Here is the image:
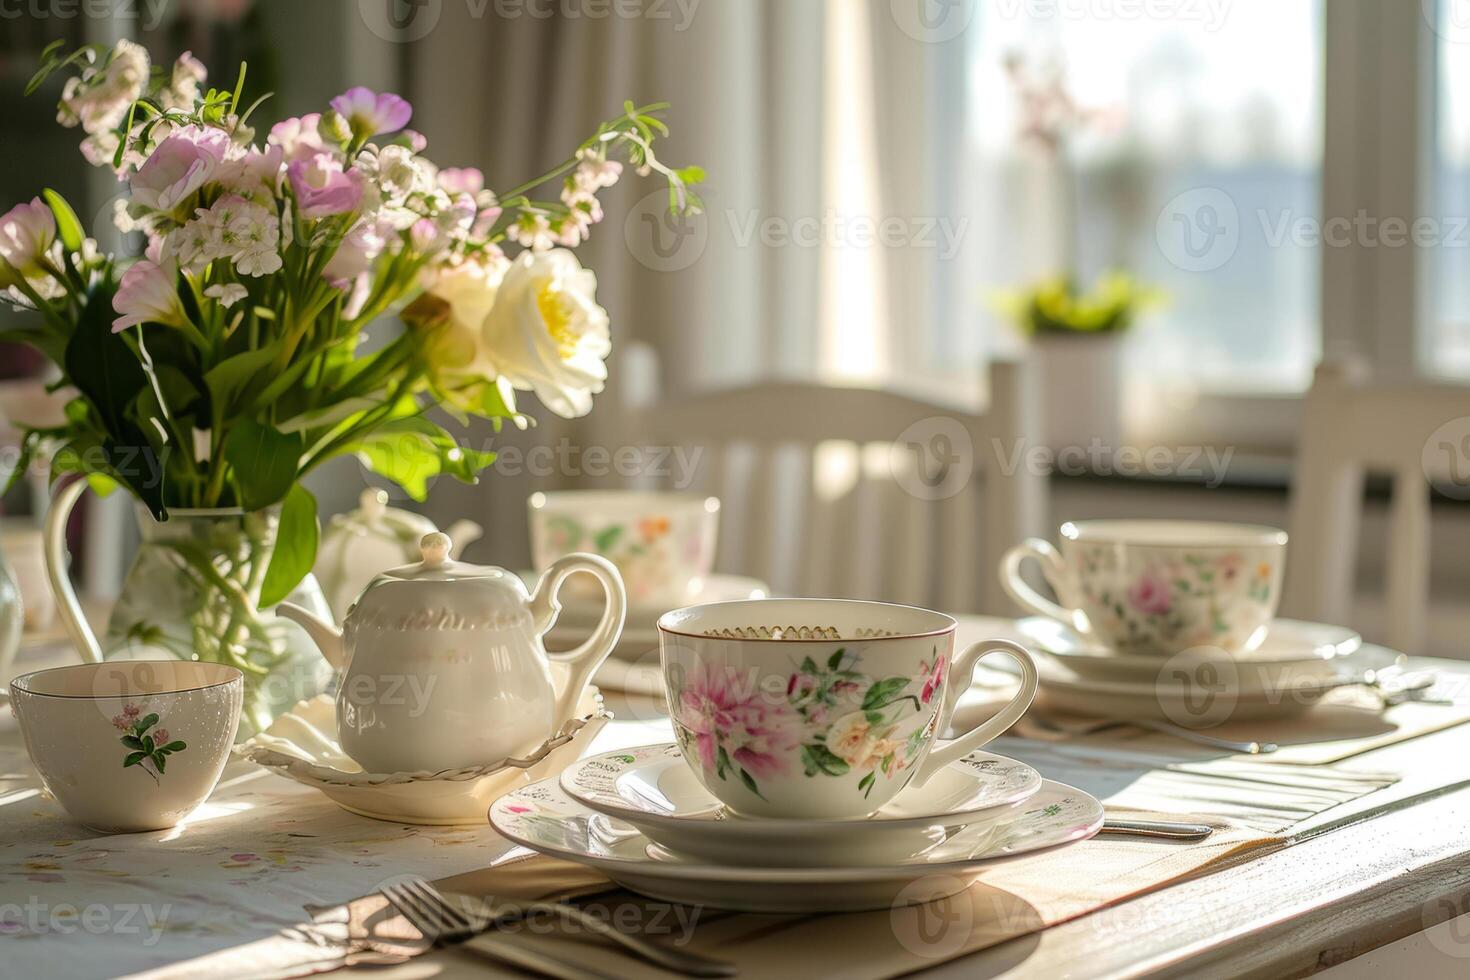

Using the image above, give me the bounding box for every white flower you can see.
[163,195,282,277]
[112,258,186,332]
[372,144,435,204]
[58,39,149,135]
[573,148,622,191]
[419,252,507,379]
[204,283,248,308]
[159,51,207,111]
[506,211,557,252]
[324,218,392,284]
[480,248,610,418]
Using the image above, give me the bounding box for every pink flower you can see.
[0,199,57,277]
[330,87,412,139]
[438,167,483,195]
[129,125,230,211]
[112,259,187,332]
[288,153,364,219]
[920,655,946,706]
[111,715,130,731]
[673,664,743,772]
[151,728,170,745]
[268,114,328,163]
[726,700,799,780]
[122,703,141,719]
[1127,571,1173,616]
[217,144,284,200]
[324,218,391,285]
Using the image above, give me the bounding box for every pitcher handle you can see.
[530,553,626,724]
[44,478,102,664]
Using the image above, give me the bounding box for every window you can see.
[969,5,1325,400]
[1433,1,1470,378]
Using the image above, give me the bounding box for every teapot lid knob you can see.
[359,488,389,519]
[420,532,452,567]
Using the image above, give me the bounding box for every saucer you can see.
[996,644,1403,722]
[489,777,1101,912]
[235,689,610,825]
[559,743,1043,866]
[1019,617,1361,671]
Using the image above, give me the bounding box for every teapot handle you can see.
[529,553,626,725]
[44,478,103,664]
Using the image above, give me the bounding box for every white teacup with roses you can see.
[657,598,1039,820]
[1001,520,1288,657]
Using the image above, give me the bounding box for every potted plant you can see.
[0,40,701,733]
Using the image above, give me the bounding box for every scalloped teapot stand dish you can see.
[235,689,610,825]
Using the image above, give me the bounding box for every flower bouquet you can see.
[0,40,701,728]
[993,272,1164,337]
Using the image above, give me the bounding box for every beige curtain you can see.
[407,0,976,564]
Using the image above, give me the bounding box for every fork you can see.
[382,877,736,978]
[1028,715,1278,754]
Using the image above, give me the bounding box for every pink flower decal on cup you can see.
[1127,570,1173,616]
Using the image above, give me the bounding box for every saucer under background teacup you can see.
[1002,520,1288,657]
[489,775,1102,913]
[657,598,1040,820]
[529,491,721,608]
[560,743,1043,866]
[10,661,242,833]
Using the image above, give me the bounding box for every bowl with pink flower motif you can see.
[656,598,1038,820]
[1001,520,1288,658]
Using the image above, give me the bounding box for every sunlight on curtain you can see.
[1433,0,1470,378]
[819,0,887,382]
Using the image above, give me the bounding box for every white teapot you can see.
[314,489,483,617]
[278,533,625,773]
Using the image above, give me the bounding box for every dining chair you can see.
[600,343,1046,614]
[1283,359,1470,654]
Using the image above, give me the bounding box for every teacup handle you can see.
[1000,538,1074,625]
[912,639,1038,788]
[530,553,627,725]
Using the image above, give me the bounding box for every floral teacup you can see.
[9,661,242,833]
[530,491,720,607]
[1000,520,1288,657]
[656,598,1039,820]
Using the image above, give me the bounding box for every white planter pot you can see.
[1032,333,1124,455]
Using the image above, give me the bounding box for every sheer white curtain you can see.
[408,0,976,560]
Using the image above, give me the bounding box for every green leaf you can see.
[223,419,303,511]
[203,342,286,416]
[738,768,763,799]
[153,752,167,773]
[141,735,155,753]
[592,525,623,553]
[120,735,144,749]
[259,484,318,607]
[346,417,493,501]
[861,677,912,712]
[42,189,84,252]
[138,713,159,732]
[800,656,818,675]
[160,741,187,753]
[123,752,146,767]
[800,743,850,777]
[858,771,876,796]
[826,649,845,671]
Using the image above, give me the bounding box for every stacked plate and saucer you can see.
[490,597,1104,913]
[998,520,1406,722]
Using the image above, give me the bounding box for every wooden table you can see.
[4,621,1470,978]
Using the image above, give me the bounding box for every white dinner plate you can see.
[489,777,1101,912]
[559,743,1043,866]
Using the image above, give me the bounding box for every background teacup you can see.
[9,661,242,833]
[657,598,1039,820]
[1001,520,1288,657]
[530,491,720,607]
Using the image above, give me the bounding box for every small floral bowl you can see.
[235,687,610,825]
[10,660,242,833]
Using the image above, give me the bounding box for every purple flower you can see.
[287,153,364,219]
[129,124,230,211]
[330,87,412,139]
[1127,571,1173,616]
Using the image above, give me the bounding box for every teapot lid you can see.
[334,488,438,540]
[371,532,506,584]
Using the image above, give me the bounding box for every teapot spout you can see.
[277,603,346,671]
